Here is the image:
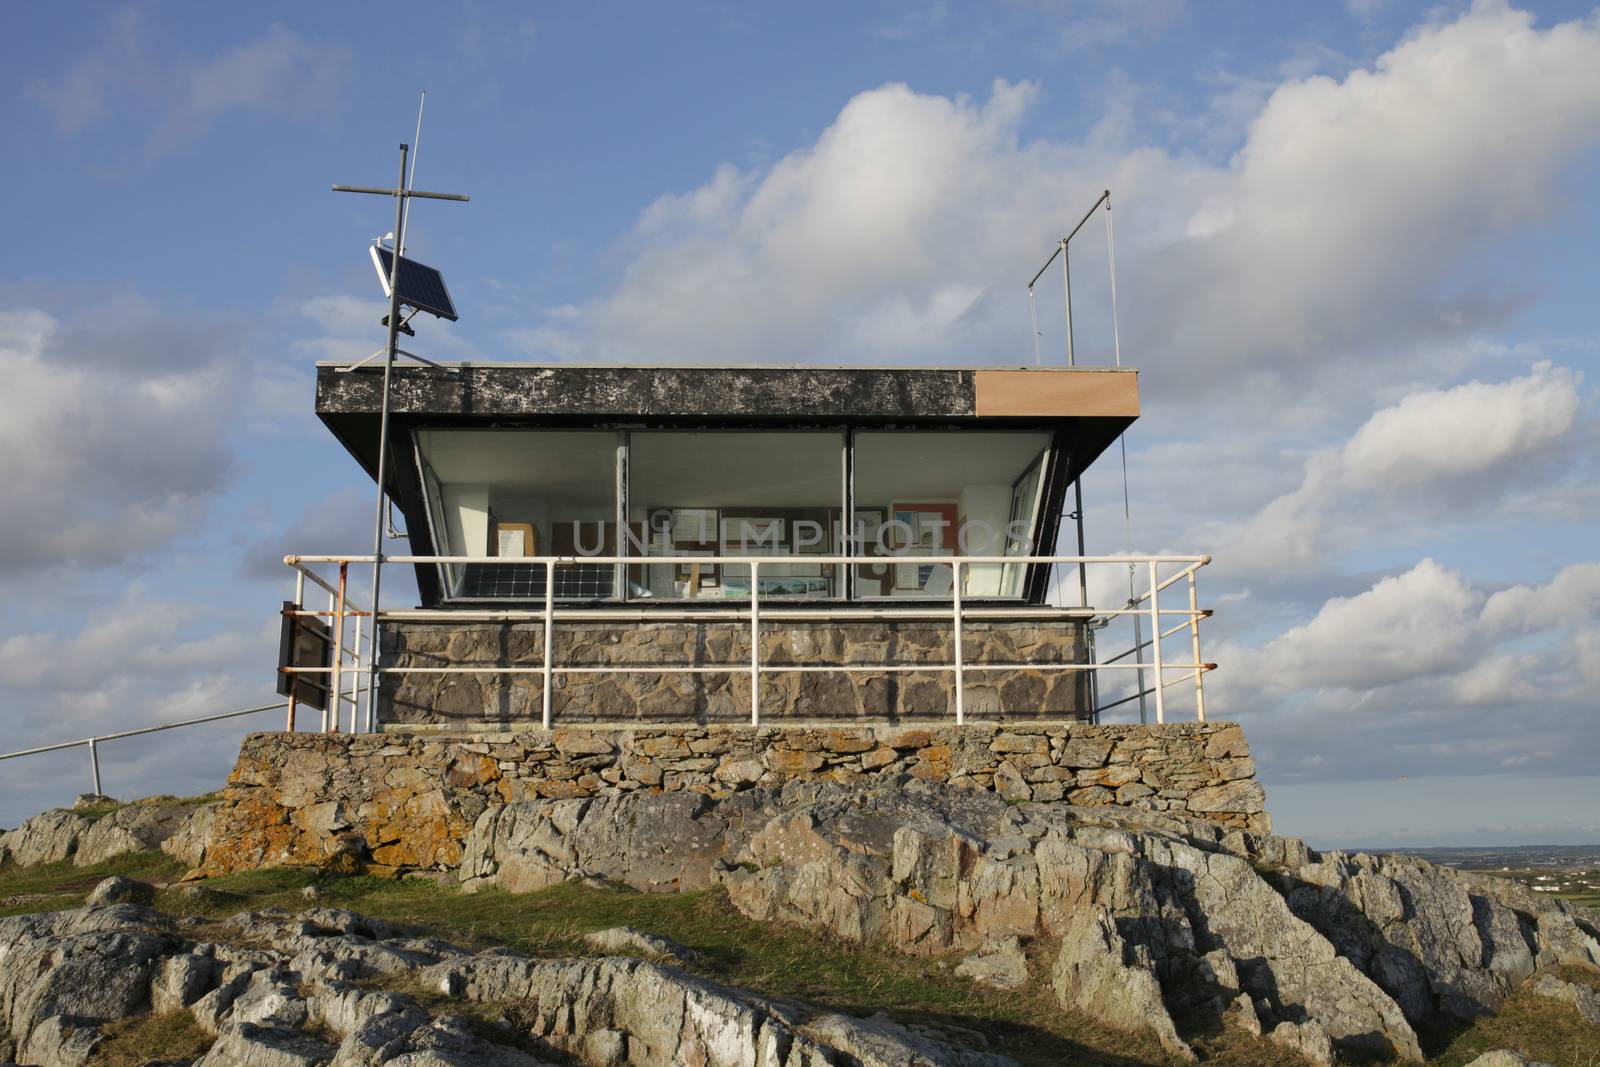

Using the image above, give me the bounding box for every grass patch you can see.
[1428,976,1600,1067]
[93,1011,213,1065]
[0,851,183,917]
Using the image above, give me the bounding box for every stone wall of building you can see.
[379,618,1090,726]
[198,722,1266,876]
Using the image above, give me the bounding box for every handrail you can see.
[0,701,292,796]
[284,550,1215,731]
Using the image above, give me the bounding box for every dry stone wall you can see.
[199,722,1266,876]
[379,619,1090,725]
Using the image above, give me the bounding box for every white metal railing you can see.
[281,553,1214,731]
[0,701,294,797]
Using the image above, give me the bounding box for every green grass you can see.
[0,852,183,917]
[4,853,1599,1066]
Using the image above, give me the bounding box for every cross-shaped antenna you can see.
[333,142,470,374]
[331,140,469,731]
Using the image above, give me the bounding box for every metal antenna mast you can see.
[1025,188,1142,722]
[333,140,469,733]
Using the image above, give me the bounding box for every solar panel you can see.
[457,562,615,600]
[370,245,459,321]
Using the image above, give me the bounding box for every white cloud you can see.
[1340,362,1581,489]
[0,307,243,574]
[1227,363,1588,572]
[1240,559,1483,692]
[515,0,1600,413]
[1481,561,1600,632]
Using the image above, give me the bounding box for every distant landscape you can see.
[1372,844,1600,909]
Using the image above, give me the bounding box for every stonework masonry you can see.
[380,618,1091,725]
[199,722,1267,876]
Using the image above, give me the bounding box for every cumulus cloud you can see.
[0,305,243,574]
[1228,362,1588,572]
[25,14,343,156]
[514,0,1600,413]
[1203,556,1600,783]
[0,584,280,824]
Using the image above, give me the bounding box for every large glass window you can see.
[852,431,1050,599]
[415,430,618,599]
[628,431,843,600]
[412,427,1052,602]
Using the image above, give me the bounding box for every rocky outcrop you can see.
[0,903,1014,1066]
[0,796,215,869]
[459,779,1600,1063]
[199,722,1268,876]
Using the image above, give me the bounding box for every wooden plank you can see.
[973,369,1139,418]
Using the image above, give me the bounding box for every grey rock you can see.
[0,810,91,866]
[583,925,698,963]
[455,779,1482,1062]
[0,905,175,1055]
[798,1012,1014,1066]
[384,1014,550,1066]
[953,936,1029,990]
[161,804,218,869]
[196,1021,336,1066]
[1527,971,1600,1025]
[85,875,152,907]
[75,802,194,867]
[17,1014,102,1067]
[1266,1020,1335,1067]
[1051,906,1193,1061]
[1462,1052,1556,1067]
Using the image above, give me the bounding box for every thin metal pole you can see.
[1105,191,1121,367]
[1147,560,1165,724]
[350,608,364,734]
[329,563,347,733]
[87,738,101,795]
[1062,240,1074,367]
[542,559,555,729]
[367,143,410,738]
[952,561,965,725]
[323,586,336,732]
[1073,481,1088,609]
[1028,288,1041,365]
[1188,572,1206,722]
[749,563,761,726]
[401,92,425,254]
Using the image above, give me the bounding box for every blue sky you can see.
[1,1,1597,846]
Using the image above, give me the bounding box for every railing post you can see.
[542,559,555,730]
[287,566,304,732]
[1187,570,1206,723]
[952,559,964,726]
[750,562,761,727]
[350,609,364,734]
[1147,560,1165,724]
[87,738,101,796]
[329,562,347,734]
